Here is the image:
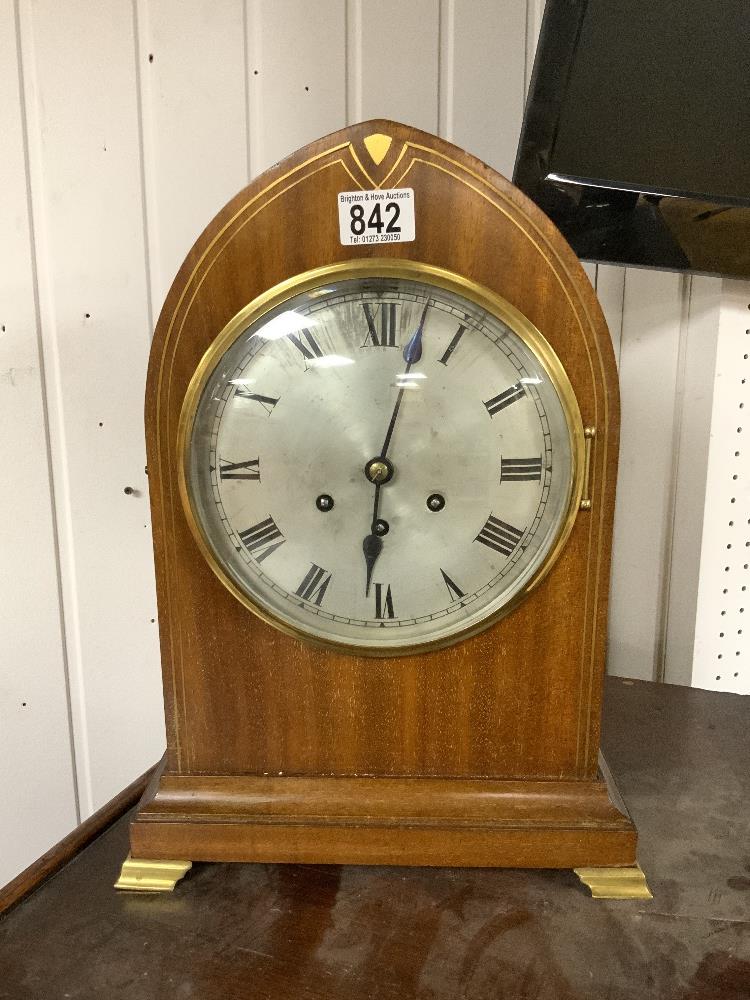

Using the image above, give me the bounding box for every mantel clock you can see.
[116,121,649,900]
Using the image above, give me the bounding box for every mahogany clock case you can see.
[130,120,637,869]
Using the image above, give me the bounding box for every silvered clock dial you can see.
[179,260,584,653]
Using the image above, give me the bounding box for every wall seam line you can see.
[656,274,693,683]
[345,0,362,126]
[242,0,252,182]
[437,0,454,140]
[14,0,85,821]
[132,0,156,337]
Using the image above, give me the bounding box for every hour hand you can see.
[362,532,383,597]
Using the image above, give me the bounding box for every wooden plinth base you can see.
[124,757,637,871]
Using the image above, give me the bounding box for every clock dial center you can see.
[364,457,394,485]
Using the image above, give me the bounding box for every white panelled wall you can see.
[691,283,750,689]
[0,0,743,887]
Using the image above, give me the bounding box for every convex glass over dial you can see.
[180,262,583,653]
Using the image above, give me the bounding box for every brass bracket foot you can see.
[574,863,652,899]
[114,855,192,892]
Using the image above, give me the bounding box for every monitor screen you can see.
[513,0,750,276]
[549,0,749,205]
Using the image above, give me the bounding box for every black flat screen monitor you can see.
[513,0,750,277]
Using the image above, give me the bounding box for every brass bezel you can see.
[177,259,585,657]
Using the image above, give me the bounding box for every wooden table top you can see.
[1,676,749,1000]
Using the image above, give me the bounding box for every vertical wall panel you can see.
[581,261,597,285]
[138,0,249,314]
[691,280,750,694]
[608,270,685,679]
[595,264,626,366]
[664,276,721,684]
[445,0,527,177]
[358,0,440,133]
[20,0,164,815]
[251,0,347,174]
[524,0,546,92]
[0,0,78,887]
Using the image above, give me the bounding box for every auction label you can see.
[338,188,415,245]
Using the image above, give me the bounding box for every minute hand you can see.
[362,301,429,596]
[377,301,427,461]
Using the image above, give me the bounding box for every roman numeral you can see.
[437,324,467,366]
[440,569,465,601]
[234,388,279,415]
[362,302,398,347]
[295,563,332,606]
[484,382,525,417]
[374,583,395,619]
[475,515,524,557]
[219,457,260,481]
[238,516,285,563]
[500,456,543,482]
[288,328,324,361]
